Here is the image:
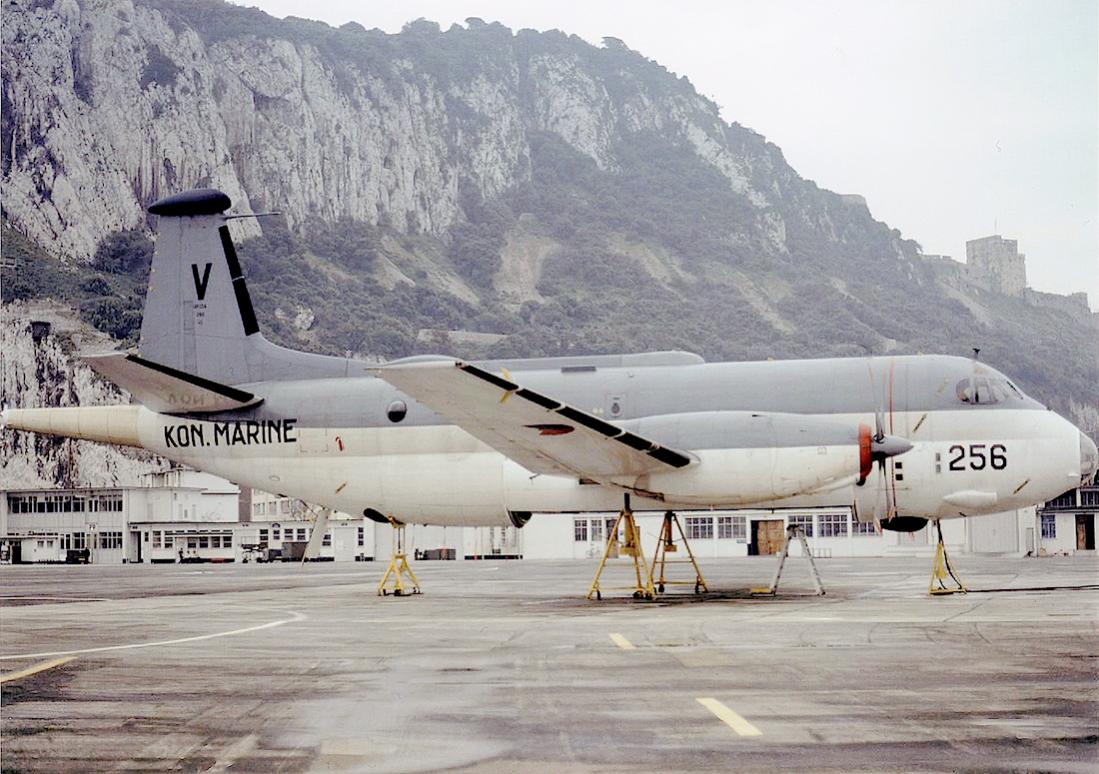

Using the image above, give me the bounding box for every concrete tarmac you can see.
[1,554,1097,772]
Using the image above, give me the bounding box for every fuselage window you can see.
[386,400,408,423]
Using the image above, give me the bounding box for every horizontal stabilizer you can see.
[84,353,261,414]
[376,360,694,479]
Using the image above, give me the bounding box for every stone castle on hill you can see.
[924,235,1092,322]
[966,235,1027,297]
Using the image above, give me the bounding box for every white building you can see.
[1036,482,1098,554]
[520,506,1040,561]
[1,468,239,564]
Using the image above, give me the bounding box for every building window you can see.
[198,536,209,549]
[272,527,280,541]
[322,531,331,547]
[717,516,746,540]
[788,515,814,537]
[98,532,123,549]
[282,500,291,514]
[591,518,604,542]
[1081,489,1099,508]
[1045,491,1076,509]
[260,528,269,543]
[818,513,848,537]
[1041,513,1056,539]
[685,516,713,540]
[357,527,364,547]
[854,521,877,536]
[296,528,307,541]
[574,518,588,542]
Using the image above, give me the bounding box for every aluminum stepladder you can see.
[752,524,825,596]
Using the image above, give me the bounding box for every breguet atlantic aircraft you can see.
[4,190,1097,546]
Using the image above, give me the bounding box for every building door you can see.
[752,519,785,555]
[1076,515,1095,550]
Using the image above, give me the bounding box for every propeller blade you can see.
[302,507,330,563]
[873,460,888,523]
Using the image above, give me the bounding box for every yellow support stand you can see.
[587,496,656,601]
[649,511,708,595]
[377,520,421,597]
[929,519,966,595]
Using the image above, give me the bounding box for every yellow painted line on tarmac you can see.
[0,656,75,684]
[608,633,635,650]
[696,697,763,736]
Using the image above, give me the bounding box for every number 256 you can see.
[948,443,1006,471]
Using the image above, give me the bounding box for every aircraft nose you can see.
[1081,431,1099,484]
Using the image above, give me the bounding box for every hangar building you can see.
[6,467,1091,565]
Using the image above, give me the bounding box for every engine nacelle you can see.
[617,411,865,505]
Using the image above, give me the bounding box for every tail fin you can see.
[140,189,359,385]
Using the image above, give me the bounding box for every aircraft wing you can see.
[84,353,262,414]
[376,360,694,478]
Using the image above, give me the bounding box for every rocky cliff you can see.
[1,305,156,488]
[1,0,1095,487]
[2,0,906,269]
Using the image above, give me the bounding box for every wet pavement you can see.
[1,554,1097,772]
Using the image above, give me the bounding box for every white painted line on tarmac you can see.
[609,633,635,650]
[0,656,75,683]
[0,610,307,661]
[696,697,763,737]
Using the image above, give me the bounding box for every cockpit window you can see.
[955,376,1021,405]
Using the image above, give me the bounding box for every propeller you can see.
[858,360,914,528]
[301,505,331,564]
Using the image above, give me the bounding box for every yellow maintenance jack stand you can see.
[377,519,421,597]
[929,519,966,595]
[649,511,708,595]
[587,496,656,600]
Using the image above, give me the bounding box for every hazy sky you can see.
[241,0,1098,305]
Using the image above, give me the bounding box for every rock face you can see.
[1,0,901,267]
[0,308,156,488]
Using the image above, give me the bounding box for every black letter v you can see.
[191,263,212,300]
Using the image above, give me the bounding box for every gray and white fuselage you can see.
[44,353,1092,528]
[4,188,1095,530]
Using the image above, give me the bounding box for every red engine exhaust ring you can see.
[858,423,873,482]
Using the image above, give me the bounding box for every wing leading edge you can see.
[376,360,693,479]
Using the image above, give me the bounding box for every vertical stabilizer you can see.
[139,189,358,385]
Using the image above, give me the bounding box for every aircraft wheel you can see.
[658,583,665,594]
[595,590,602,600]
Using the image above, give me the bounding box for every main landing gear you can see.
[929,519,966,595]
[377,519,421,597]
